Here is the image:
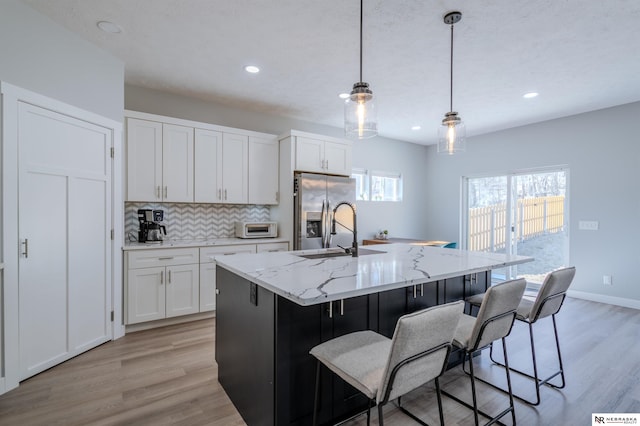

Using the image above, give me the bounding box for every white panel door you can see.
[222,133,248,204]
[18,102,112,380]
[295,136,324,173]
[199,263,217,312]
[248,137,279,205]
[165,264,199,318]
[127,267,165,324]
[162,124,194,202]
[126,118,162,201]
[194,128,223,203]
[324,141,352,176]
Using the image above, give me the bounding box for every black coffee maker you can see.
[138,209,167,243]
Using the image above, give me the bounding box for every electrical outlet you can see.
[579,220,599,231]
[603,275,612,286]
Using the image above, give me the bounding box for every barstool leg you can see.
[468,351,480,426]
[312,362,320,426]
[502,336,517,425]
[378,402,384,426]
[435,377,445,426]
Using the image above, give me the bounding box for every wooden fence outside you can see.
[468,195,565,252]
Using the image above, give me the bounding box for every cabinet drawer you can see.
[256,242,289,253]
[200,244,257,263]
[127,248,199,269]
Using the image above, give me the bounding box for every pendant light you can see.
[438,11,466,154]
[344,0,377,139]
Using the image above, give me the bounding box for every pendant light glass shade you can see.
[345,82,377,139]
[437,111,466,154]
[345,0,378,139]
[438,11,465,154]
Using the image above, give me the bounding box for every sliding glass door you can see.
[463,168,569,283]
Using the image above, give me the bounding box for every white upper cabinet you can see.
[126,118,194,202]
[249,136,279,205]
[221,133,249,204]
[126,118,163,202]
[295,135,352,176]
[125,111,277,205]
[194,128,223,203]
[162,124,194,202]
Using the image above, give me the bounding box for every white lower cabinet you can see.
[199,244,257,312]
[126,242,288,325]
[125,248,199,324]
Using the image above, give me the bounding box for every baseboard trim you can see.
[125,311,216,333]
[567,290,640,310]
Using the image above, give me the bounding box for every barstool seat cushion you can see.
[465,292,484,307]
[515,298,535,321]
[309,330,391,399]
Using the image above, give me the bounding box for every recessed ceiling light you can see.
[338,93,350,99]
[411,125,421,131]
[523,92,539,99]
[244,65,260,74]
[97,20,122,34]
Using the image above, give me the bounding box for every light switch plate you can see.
[578,220,599,231]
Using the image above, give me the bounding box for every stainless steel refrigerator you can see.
[293,172,356,250]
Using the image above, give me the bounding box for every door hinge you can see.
[110,147,115,158]
[110,229,114,240]
[110,311,114,322]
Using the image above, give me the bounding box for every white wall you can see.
[0,0,124,122]
[423,102,640,305]
[125,84,431,240]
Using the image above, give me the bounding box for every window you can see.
[352,168,369,201]
[352,169,403,202]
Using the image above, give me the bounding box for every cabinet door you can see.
[126,266,165,324]
[248,136,279,205]
[162,124,194,202]
[199,262,216,312]
[324,140,352,176]
[295,136,325,173]
[222,133,248,204]
[194,128,223,203]
[166,264,199,318]
[126,118,163,201]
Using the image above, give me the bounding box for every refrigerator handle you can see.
[327,201,334,248]
[321,200,328,248]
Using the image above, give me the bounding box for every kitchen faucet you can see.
[331,201,358,257]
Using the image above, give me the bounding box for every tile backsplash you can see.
[125,202,271,242]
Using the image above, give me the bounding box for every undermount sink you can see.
[298,248,383,259]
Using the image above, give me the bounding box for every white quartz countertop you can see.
[123,237,289,251]
[216,243,533,306]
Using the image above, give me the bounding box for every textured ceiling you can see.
[22,0,640,145]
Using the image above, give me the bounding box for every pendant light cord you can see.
[359,0,364,82]
[449,22,454,112]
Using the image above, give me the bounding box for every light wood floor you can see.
[1,297,639,425]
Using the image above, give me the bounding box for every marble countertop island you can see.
[216,243,532,306]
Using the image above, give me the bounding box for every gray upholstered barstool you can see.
[442,278,526,426]
[466,266,576,405]
[310,301,464,426]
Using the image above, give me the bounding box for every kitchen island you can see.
[215,243,531,426]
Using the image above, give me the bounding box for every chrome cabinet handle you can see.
[158,256,174,261]
[164,186,168,198]
[420,283,424,297]
[160,271,164,285]
[328,302,333,318]
[224,189,228,200]
[218,189,222,200]
[413,285,417,299]
[21,239,29,258]
[168,270,172,284]
[157,186,161,199]
[340,299,344,316]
